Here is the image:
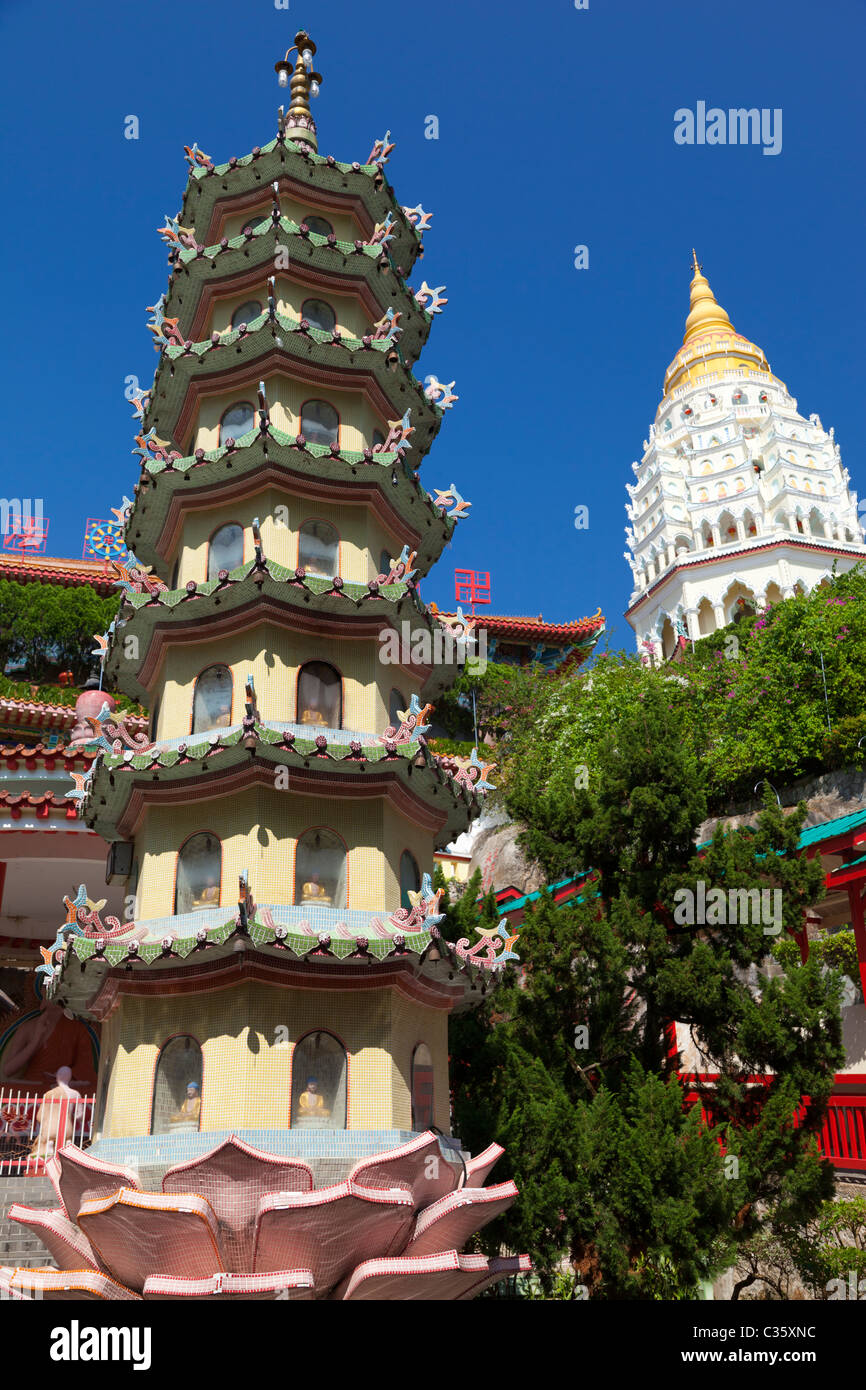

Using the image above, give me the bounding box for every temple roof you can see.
[0,554,119,595]
[441,610,606,645]
[178,134,422,275]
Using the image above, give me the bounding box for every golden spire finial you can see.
[682,254,735,344]
[275,30,323,153]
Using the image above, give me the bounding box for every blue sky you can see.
[1,0,863,651]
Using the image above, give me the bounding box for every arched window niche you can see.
[290,1031,347,1129]
[298,519,338,576]
[400,850,421,911]
[301,215,334,239]
[151,1036,203,1136]
[411,1043,434,1131]
[175,833,222,914]
[301,298,337,333]
[230,298,263,330]
[192,664,233,732]
[297,661,342,729]
[208,522,244,580]
[294,828,347,910]
[300,399,339,447]
[219,402,255,446]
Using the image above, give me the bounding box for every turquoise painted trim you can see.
[497,805,866,919]
[494,875,586,917]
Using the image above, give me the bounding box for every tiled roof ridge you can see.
[0,741,98,760]
[0,695,147,727]
[0,555,119,592]
[439,611,605,632]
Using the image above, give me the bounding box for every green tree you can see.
[447,683,844,1298]
[0,580,120,683]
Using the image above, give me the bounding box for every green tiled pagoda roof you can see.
[143,311,442,447]
[179,134,422,272]
[81,721,480,847]
[126,431,453,579]
[124,557,413,612]
[163,223,432,361]
[798,808,866,848]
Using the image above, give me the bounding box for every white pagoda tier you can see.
[624,255,866,659]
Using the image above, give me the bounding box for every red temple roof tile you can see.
[437,610,605,644]
[0,554,120,595]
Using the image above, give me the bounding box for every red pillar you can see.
[846,881,866,1000]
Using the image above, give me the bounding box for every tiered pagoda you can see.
[3,34,528,1301]
[625,254,866,659]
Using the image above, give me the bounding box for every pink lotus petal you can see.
[9,1204,101,1271]
[53,1144,142,1221]
[335,1250,531,1300]
[79,1188,223,1293]
[465,1142,504,1187]
[143,1269,314,1300]
[349,1132,460,1211]
[253,1181,413,1291]
[162,1134,314,1272]
[0,1265,141,1300]
[402,1181,518,1258]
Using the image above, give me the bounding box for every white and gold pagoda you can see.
[625,254,866,658]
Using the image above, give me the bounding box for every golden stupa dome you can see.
[662,253,775,396]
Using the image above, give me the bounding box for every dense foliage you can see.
[461,565,866,815]
[0,580,120,684]
[445,684,845,1298]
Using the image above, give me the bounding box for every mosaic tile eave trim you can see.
[88,1129,462,1171]
[98,720,428,771]
[63,905,435,964]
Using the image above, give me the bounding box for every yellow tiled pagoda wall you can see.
[192,374,386,456]
[133,787,434,920]
[102,983,450,1136]
[210,276,370,343]
[94,1007,120,1141]
[174,491,400,589]
[389,993,450,1131]
[150,620,420,741]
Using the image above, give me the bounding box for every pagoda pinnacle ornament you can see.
[682,250,735,344]
[275,30,323,151]
[624,254,866,660]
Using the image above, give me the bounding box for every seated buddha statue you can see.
[298,1077,329,1120]
[170,1081,201,1125]
[299,706,326,726]
[192,878,220,909]
[300,873,332,907]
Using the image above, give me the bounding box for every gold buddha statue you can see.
[170,1081,201,1125]
[300,873,332,907]
[299,706,325,726]
[298,1077,329,1120]
[192,878,220,908]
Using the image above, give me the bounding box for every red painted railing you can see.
[681,1074,866,1172]
[819,1091,866,1172]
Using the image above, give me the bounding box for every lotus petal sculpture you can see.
[3,1132,528,1300]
